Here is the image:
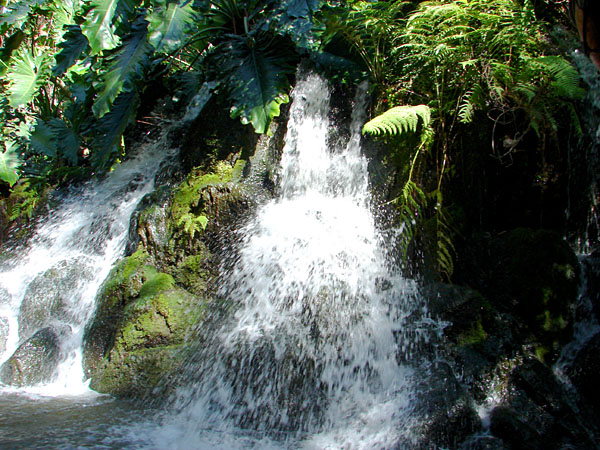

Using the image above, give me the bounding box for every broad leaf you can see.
[92,89,139,169]
[0,141,21,187]
[81,0,120,55]
[53,25,89,76]
[269,0,324,51]
[49,119,80,165]
[92,16,152,118]
[5,49,51,107]
[219,34,294,134]
[30,120,57,157]
[148,0,196,53]
[0,0,44,28]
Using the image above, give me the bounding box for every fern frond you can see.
[362,104,432,137]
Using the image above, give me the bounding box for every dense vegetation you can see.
[0,0,592,279]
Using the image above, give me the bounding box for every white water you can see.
[0,129,176,395]
[148,72,425,448]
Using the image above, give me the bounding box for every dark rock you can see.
[18,258,93,340]
[459,435,506,450]
[580,254,600,324]
[455,228,580,363]
[489,405,547,450]
[486,357,599,449]
[568,332,600,417]
[0,327,61,386]
[413,361,480,449]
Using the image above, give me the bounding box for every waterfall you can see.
[0,128,176,395]
[150,71,425,448]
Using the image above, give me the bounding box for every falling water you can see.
[0,128,176,395]
[149,71,426,448]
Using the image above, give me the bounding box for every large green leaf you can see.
[53,25,89,76]
[49,118,80,165]
[269,0,324,51]
[5,49,52,107]
[0,0,44,29]
[81,0,120,55]
[0,141,21,187]
[148,0,196,53]
[92,16,152,118]
[92,89,139,169]
[30,120,57,157]
[219,34,294,134]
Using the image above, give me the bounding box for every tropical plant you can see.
[0,0,332,198]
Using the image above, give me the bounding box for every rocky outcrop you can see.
[82,101,286,399]
[0,327,61,386]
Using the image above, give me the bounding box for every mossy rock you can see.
[84,245,206,397]
[457,228,580,362]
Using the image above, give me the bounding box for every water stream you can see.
[0,72,430,448]
[0,128,176,395]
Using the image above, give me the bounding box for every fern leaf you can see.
[536,56,585,100]
[362,105,431,137]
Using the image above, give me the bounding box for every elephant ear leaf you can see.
[92,15,152,118]
[53,25,89,76]
[81,0,120,55]
[221,35,293,134]
[92,89,139,169]
[5,49,51,107]
[0,141,21,187]
[147,0,196,54]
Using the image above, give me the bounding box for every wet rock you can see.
[84,249,205,398]
[413,361,480,449]
[455,228,580,362]
[486,358,598,449]
[0,327,61,386]
[18,258,92,340]
[580,254,600,324]
[459,435,506,450]
[568,332,600,417]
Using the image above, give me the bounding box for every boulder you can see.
[0,327,61,386]
[412,361,480,449]
[18,257,92,340]
[83,247,206,398]
[568,332,600,417]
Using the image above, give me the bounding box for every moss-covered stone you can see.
[84,244,207,397]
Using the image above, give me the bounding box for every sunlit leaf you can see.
[0,141,21,187]
[81,0,120,55]
[5,49,51,107]
[148,0,196,53]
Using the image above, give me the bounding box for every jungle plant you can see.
[358,0,584,279]
[0,0,330,202]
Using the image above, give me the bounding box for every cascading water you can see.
[0,128,176,395]
[147,71,427,448]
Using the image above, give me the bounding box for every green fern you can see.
[362,104,431,137]
[177,212,208,240]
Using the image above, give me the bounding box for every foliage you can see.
[355,0,584,279]
[0,0,335,214]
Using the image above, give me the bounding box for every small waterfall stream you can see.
[147,71,427,448]
[0,71,432,448]
[0,128,176,394]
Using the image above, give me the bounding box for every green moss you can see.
[458,320,487,347]
[139,270,175,299]
[169,157,246,237]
